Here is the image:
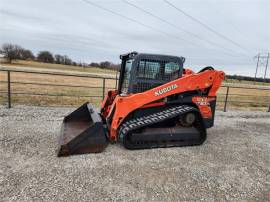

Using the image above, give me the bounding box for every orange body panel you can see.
[192,96,216,118]
[105,70,224,141]
[100,90,118,118]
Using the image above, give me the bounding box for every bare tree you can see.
[55,54,64,64]
[19,49,35,60]
[63,55,72,65]
[0,43,23,63]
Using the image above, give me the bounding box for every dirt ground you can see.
[0,105,269,201]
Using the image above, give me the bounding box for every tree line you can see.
[226,74,270,83]
[2,43,267,83]
[0,43,120,70]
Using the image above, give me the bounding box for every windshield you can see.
[121,59,133,94]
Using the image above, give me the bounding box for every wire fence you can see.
[0,69,269,112]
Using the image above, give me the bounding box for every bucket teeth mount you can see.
[57,102,108,157]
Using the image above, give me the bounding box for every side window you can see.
[137,60,160,79]
[165,62,180,74]
[121,59,133,94]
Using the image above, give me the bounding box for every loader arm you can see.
[108,70,225,140]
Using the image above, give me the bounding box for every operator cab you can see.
[118,52,185,94]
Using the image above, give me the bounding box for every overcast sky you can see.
[0,0,269,76]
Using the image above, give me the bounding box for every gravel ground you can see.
[0,105,270,201]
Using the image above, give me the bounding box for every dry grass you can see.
[0,61,269,111]
[0,59,118,107]
[0,59,117,75]
[0,70,116,107]
[216,86,270,110]
[224,78,270,86]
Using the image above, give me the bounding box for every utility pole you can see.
[254,54,260,83]
[263,53,269,82]
[254,52,270,83]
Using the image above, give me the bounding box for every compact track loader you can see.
[57,52,224,156]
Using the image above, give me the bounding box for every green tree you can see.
[37,51,54,63]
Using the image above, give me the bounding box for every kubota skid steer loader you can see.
[57,52,224,157]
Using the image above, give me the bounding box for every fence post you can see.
[223,86,229,112]
[102,78,106,100]
[115,72,118,90]
[268,104,270,112]
[7,70,11,108]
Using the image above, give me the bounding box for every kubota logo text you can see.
[155,84,178,96]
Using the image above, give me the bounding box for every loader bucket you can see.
[57,102,108,157]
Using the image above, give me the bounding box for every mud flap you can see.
[57,102,108,157]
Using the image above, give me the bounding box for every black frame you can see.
[118,52,185,94]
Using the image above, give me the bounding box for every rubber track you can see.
[118,105,206,149]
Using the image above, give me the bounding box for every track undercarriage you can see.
[119,105,206,149]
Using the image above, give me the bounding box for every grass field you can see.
[224,78,270,86]
[0,60,269,111]
[0,59,117,76]
[0,69,116,107]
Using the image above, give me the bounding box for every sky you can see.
[0,0,269,76]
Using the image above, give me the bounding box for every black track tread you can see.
[118,105,206,149]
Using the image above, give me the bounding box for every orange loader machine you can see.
[57,52,224,156]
